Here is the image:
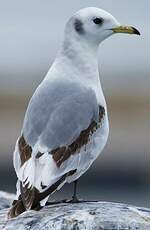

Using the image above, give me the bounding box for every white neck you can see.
[46,33,106,107]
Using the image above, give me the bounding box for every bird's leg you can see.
[71,180,79,202]
[66,180,98,203]
[45,179,98,206]
[65,180,81,203]
[45,180,79,205]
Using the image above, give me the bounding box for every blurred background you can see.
[0,0,150,208]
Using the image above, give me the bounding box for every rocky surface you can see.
[0,192,150,229]
[0,192,15,211]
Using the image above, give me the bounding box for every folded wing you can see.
[13,80,100,210]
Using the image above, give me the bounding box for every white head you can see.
[64,7,140,47]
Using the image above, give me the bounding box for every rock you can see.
[0,192,150,229]
[0,192,15,210]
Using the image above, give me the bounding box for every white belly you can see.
[66,115,109,183]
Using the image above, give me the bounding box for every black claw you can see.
[132,27,141,35]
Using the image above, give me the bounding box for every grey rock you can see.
[0,192,15,210]
[0,192,150,229]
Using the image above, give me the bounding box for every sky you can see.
[0,0,149,96]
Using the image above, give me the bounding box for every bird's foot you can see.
[65,198,99,203]
[45,199,68,206]
[64,196,84,203]
[46,198,98,206]
[45,197,83,205]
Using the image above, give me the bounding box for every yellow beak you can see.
[112,25,140,35]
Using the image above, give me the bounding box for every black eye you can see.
[93,18,103,25]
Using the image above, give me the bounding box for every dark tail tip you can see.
[7,199,26,219]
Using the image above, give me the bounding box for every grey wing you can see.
[22,80,99,152]
[14,80,99,210]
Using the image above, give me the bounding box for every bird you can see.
[8,7,140,218]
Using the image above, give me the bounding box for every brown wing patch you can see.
[18,135,32,166]
[18,135,44,162]
[50,105,105,167]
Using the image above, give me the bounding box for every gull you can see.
[8,7,140,218]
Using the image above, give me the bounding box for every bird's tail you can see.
[8,169,77,219]
[7,189,42,219]
[7,196,26,219]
